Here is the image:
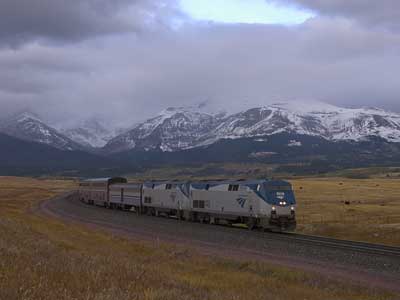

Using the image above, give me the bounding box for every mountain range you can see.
[2,101,400,175]
[104,101,400,153]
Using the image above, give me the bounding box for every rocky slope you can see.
[103,107,222,153]
[62,118,116,148]
[0,112,83,151]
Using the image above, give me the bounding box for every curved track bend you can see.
[36,192,400,293]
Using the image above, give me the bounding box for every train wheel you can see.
[202,214,211,224]
[199,215,207,224]
[247,218,256,230]
[189,212,197,222]
[135,206,140,215]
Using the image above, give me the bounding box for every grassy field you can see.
[0,176,396,300]
[292,178,400,246]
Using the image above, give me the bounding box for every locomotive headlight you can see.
[291,206,295,211]
[271,206,276,211]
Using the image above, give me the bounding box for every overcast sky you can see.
[0,0,399,127]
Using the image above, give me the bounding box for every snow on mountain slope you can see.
[62,119,116,148]
[4,101,399,154]
[104,106,221,153]
[104,101,400,153]
[0,112,83,151]
[208,102,400,143]
[270,102,400,141]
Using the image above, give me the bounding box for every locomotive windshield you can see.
[266,185,292,191]
[263,181,296,205]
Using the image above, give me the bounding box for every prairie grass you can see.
[292,178,400,246]
[0,176,396,299]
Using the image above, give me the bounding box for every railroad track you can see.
[275,232,400,257]
[37,191,400,293]
[55,191,400,258]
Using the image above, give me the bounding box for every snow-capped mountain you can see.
[104,101,400,153]
[0,112,83,151]
[206,102,400,144]
[103,106,222,153]
[62,119,116,148]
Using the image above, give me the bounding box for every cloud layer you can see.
[276,0,400,30]
[0,0,182,47]
[0,0,399,128]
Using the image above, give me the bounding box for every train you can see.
[78,177,297,231]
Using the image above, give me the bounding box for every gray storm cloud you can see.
[0,0,181,47]
[0,0,399,127]
[274,0,400,31]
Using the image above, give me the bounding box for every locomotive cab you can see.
[264,181,296,231]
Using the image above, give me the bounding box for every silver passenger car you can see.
[109,183,142,211]
[79,177,127,207]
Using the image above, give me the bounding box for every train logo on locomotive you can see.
[236,197,247,208]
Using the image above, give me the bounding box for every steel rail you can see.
[273,232,400,257]
[66,191,400,258]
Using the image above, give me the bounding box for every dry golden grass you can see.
[0,176,396,299]
[292,178,400,246]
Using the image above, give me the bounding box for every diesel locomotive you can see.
[79,177,296,231]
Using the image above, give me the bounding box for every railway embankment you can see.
[38,191,400,294]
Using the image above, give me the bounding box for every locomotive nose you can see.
[270,205,296,231]
[272,205,293,216]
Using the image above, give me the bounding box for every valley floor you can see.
[292,178,400,246]
[0,177,397,300]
